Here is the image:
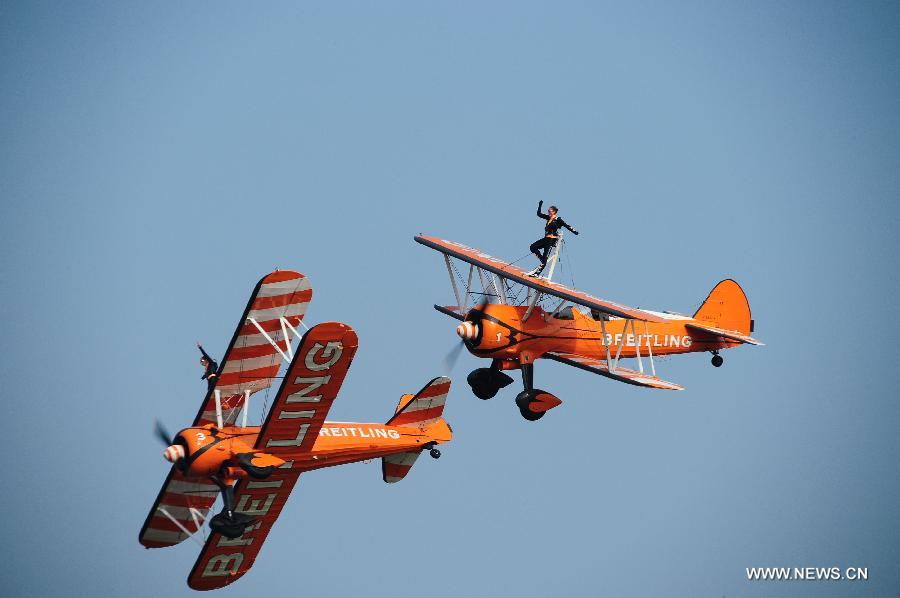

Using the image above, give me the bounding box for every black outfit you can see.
[199,344,219,392]
[530,202,579,265]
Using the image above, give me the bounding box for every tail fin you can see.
[693,279,753,334]
[382,376,452,484]
[386,376,451,427]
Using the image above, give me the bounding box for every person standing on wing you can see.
[197,342,219,393]
[529,200,578,275]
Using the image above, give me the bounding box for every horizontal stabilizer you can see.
[545,352,684,391]
[434,305,466,321]
[382,451,421,483]
[686,323,764,346]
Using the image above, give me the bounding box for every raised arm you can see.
[536,200,548,220]
[197,343,213,362]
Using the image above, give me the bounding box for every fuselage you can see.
[172,420,451,482]
[461,304,739,363]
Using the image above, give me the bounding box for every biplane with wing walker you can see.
[416,235,763,421]
[139,270,453,590]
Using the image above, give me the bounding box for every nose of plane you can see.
[456,321,479,340]
[164,444,185,463]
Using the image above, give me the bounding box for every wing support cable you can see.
[157,507,208,547]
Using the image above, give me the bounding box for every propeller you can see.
[154,419,174,447]
[154,419,188,464]
[443,340,465,372]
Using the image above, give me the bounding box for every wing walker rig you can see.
[415,234,763,421]
[140,271,453,590]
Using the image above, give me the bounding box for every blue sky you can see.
[2,2,898,596]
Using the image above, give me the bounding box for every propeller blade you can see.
[154,419,174,447]
[443,341,465,372]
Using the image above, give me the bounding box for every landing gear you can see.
[514,363,561,421]
[238,453,276,480]
[467,365,514,400]
[209,474,256,539]
[429,448,441,459]
[516,390,546,421]
[209,511,256,539]
[711,351,723,368]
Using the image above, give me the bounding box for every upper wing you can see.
[545,351,684,391]
[685,322,764,346]
[415,235,666,322]
[193,270,313,426]
[187,322,359,590]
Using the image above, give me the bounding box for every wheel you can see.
[519,406,545,421]
[711,354,723,368]
[429,448,441,459]
[209,512,253,539]
[468,368,504,400]
[472,383,498,400]
[515,390,546,421]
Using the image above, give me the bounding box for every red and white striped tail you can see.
[386,376,451,428]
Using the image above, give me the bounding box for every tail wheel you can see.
[711,354,724,367]
[429,448,441,459]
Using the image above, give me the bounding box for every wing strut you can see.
[157,507,207,547]
[214,390,224,428]
[643,320,657,377]
[462,264,474,311]
[444,254,463,308]
[246,316,307,364]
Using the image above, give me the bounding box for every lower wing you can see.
[544,352,684,391]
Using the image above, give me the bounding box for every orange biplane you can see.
[416,235,763,421]
[139,271,452,590]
